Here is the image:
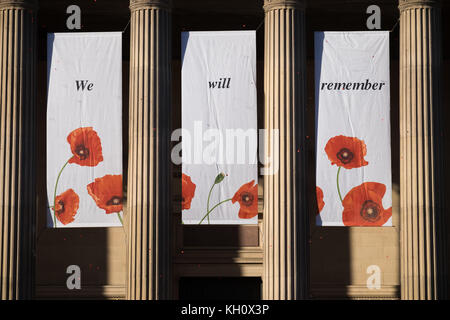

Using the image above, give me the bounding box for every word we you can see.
[75,80,94,91]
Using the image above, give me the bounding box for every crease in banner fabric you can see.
[46,32,123,228]
[315,31,392,227]
[181,31,258,225]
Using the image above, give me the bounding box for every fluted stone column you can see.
[0,0,37,300]
[399,0,447,300]
[126,0,172,300]
[263,0,308,300]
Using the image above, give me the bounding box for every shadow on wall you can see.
[179,277,261,300]
[34,12,130,299]
[306,13,401,299]
[171,51,264,299]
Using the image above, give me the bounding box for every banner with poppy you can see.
[315,31,392,226]
[181,31,258,224]
[46,32,123,228]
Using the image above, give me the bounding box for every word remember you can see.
[320,79,386,91]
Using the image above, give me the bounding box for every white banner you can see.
[47,32,123,228]
[315,31,392,226]
[181,31,258,225]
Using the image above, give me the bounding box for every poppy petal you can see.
[87,174,123,214]
[52,189,79,225]
[233,180,258,219]
[182,173,196,210]
[342,182,391,226]
[324,135,368,169]
[67,127,104,167]
[316,186,325,214]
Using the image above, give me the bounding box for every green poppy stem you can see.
[117,212,123,225]
[337,166,343,203]
[206,182,216,225]
[52,159,70,228]
[198,198,233,225]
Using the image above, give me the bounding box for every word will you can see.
[208,77,231,89]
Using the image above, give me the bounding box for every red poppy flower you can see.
[342,182,392,226]
[232,180,258,219]
[316,186,325,214]
[52,189,79,225]
[87,174,123,214]
[182,173,196,210]
[67,127,103,167]
[324,135,368,169]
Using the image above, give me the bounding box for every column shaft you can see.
[0,0,37,300]
[399,0,447,300]
[263,0,308,300]
[127,0,172,300]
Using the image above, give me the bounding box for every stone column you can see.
[263,0,308,300]
[399,0,447,300]
[0,0,37,300]
[126,0,172,300]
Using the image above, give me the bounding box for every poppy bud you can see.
[214,173,226,184]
